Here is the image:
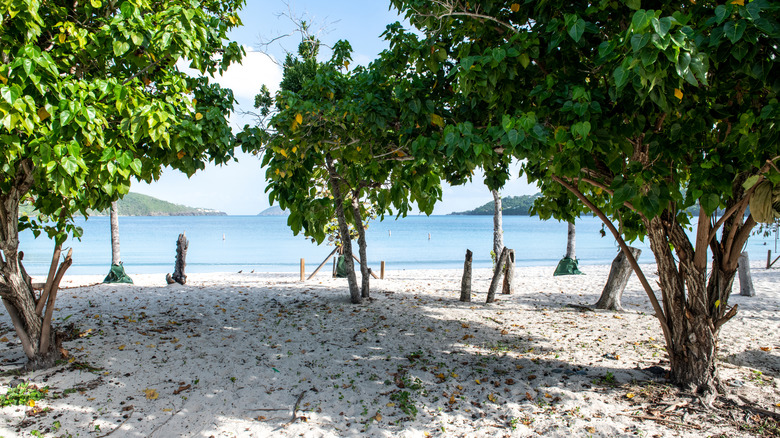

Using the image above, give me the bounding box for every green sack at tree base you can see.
[335,255,348,278]
[554,257,584,276]
[104,263,133,284]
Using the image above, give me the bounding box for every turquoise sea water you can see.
[17,215,778,276]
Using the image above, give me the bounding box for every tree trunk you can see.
[646,216,719,396]
[110,201,121,265]
[595,247,641,311]
[351,194,370,299]
[565,221,576,259]
[460,249,472,302]
[0,171,69,370]
[326,157,361,304]
[502,249,515,294]
[491,190,503,261]
[166,233,188,285]
[486,247,509,304]
[738,252,755,297]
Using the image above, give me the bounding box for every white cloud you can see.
[213,46,283,100]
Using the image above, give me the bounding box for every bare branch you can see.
[412,0,520,35]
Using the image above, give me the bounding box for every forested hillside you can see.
[19,193,225,217]
[451,194,542,215]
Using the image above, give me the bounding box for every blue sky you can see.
[132,1,537,215]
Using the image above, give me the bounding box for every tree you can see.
[491,189,503,261]
[391,0,780,397]
[1,0,244,369]
[253,36,442,303]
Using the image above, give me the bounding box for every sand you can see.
[0,262,778,437]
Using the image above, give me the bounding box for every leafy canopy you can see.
[1,0,245,242]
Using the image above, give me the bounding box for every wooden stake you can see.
[308,247,339,280]
[351,254,379,279]
[502,249,515,294]
[738,252,755,297]
[300,258,305,282]
[460,249,473,302]
[769,250,772,269]
[487,247,509,303]
[380,261,385,279]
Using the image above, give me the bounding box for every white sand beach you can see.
[1,263,778,437]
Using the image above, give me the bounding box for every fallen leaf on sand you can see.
[525,392,533,401]
[374,413,382,421]
[626,393,635,399]
[118,345,125,351]
[760,347,772,352]
[144,388,159,400]
[173,384,191,395]
[488,393,497,402]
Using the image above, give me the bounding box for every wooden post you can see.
[380,261,385,280]
[502,249,515,294]
[460,249,473,302]
[487,247,509,303]
[595,247,642,311]
[738,252,755,297]
[166,232,188,285]
[332,256,337,278]
[300,258,305,282]
[308,247,339,281]
[769,250,772,269]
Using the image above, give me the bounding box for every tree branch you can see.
[552,175,672,343]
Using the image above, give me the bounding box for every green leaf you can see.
[701,193,720,214]
[626,0,641,10]
[742,175,761,190]
[651,17,672,37]
[518,53,530,69]
[714,5,728,24]
[613,66,629,89]
[641,49,658,66]
[507,129,520,147]
[631,33,651,52]
[492,48,506,63]
[112,41,130,56]
[724,20,746,44]
[631,10,653,32]
[613,184,636,206]
[90,0,102,7]
[568,18,586,43]
[61,156,79,175]
[502,115,513,132]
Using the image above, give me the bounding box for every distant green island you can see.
[451,194,542,215]
[19,193,226,217]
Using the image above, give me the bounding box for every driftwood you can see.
[166,232,188,285]
[460,249,473,302]
[595,247,641,311]
[486,247,509,303]
[738,251,755,297]
[501,249,515,294]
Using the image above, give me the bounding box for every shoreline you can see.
[2,264,778,437]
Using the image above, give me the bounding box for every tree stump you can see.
[738,251,755,297]
[166,232,188,285]
[460,249,473,302]
[502,249,515,294]
[595,247,641,311]
[487,247,509,303]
